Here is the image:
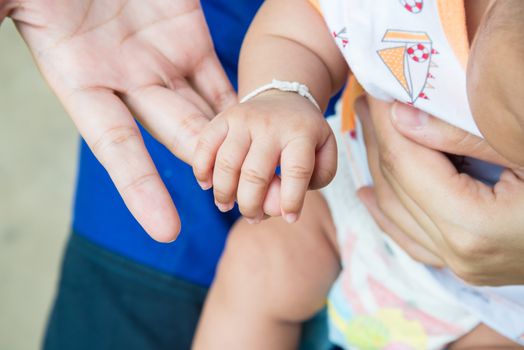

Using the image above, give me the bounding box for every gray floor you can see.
[0,20,77,349]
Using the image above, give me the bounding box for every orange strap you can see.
[341,76,365,134]
[308,0,322,13]
[437,0,469,69]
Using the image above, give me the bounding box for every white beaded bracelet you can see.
[240,79,321,111]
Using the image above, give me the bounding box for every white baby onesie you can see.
[313,0,524,348]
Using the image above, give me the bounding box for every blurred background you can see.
[0,19,77,349]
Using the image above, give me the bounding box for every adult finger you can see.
[238,138,281,223]
[191,53,238,113]
[371,99,489,227]
[123,85,211,164]
[0,2,15,23]
[212,129,250,212]
[358,96,444,254]
[358,187,445,267]
[391,103,517,168]
[64,87,180,242]
[169,82,215,118]
[280,137,316,223]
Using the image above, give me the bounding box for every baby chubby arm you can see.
[238,0,348,110]
[192,0,348,223]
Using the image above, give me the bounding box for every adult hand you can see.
[5,0,237,242]
[357,96,524,286]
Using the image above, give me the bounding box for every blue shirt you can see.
[73,0,339,287]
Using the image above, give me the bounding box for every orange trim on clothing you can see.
[341,76,364,133]
[437,0,469,68]
[308,0,322,14]
[383,31,431,43]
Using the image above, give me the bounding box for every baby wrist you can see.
[240,79,321,111]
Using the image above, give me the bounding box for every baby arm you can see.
[192,0,348,223]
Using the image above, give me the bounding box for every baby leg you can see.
[192,192,339,350]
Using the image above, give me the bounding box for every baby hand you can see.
[192,91,337,223]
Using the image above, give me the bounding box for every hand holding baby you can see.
[359,96,524,286]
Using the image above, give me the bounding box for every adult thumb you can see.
[390,102,515,168]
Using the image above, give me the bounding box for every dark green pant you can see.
[44,233,334,350]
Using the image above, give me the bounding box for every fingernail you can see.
[284,213,298,224]
[391,102,428,129]
[246,217,261,225]
[164,235,178,244]
[215,201,233,213]
[197,180,212,191]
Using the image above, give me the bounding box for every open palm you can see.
[8,0,236,241]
